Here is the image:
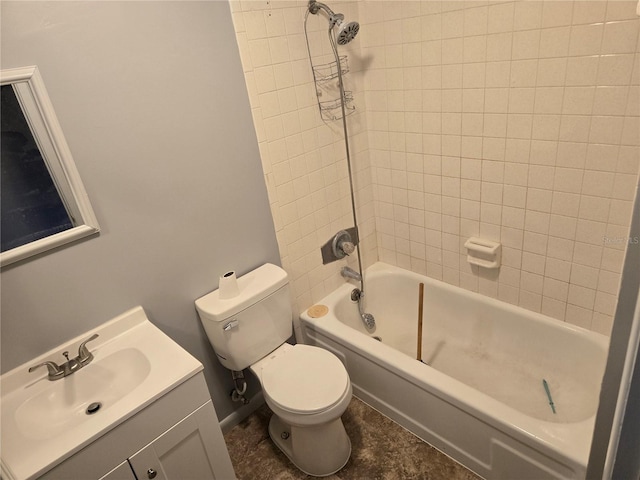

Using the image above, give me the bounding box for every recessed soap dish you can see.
[464,237,501,269]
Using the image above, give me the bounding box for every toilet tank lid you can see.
[195,263,288,321]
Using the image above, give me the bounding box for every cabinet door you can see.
[98,461,137,480]
[128,401,235,480]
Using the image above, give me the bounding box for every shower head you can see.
[308,0,360,45]
[335,18,360,45]
[361,312,376,329]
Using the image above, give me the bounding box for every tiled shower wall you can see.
[230,0,639,336]
[361,0,639,335]
[228,0,376,334]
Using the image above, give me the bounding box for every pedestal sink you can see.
[0,306,202,480]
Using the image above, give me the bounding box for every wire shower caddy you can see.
[308,53,356,121]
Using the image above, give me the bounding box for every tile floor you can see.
[224,396,480,479]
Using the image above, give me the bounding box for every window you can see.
[0,66,99,266]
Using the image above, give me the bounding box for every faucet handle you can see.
[332,230,355,259]
[77,333,99,364]
[340,240,355,255]
[28,361,64,378]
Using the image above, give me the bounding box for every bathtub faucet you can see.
[341,266,361,282]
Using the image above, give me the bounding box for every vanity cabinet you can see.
[98,462,136,480]
[128,401,225,480]
[41,373,235,480]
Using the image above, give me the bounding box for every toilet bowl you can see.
[195,263,352,477]
[251,343,352,476]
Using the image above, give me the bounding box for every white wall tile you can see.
[540,26,571,58]
[487,2,515,35]
[597,54,635,85]
[563,87,595,115]
[565,303,593,329]
[569,24,604,57]
[487,32,513,61]
[566,55,600,86]
[537,58,568,87]
[542,1,574,28]
[602,20,640,54]
[232,0,638,338]
[573,1,607,25]
[606,1,639,21]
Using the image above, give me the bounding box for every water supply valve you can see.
[333,230,355,257]
[320,227,359,264]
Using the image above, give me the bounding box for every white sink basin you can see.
[0,307,202,480]
[14,348,151,440]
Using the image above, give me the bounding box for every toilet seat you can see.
[260,344,349,415]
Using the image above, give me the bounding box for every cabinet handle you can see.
[147,468,157,479]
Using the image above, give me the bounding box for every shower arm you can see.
[307,1,343,27]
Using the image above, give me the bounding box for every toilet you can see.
[195,263,352,477]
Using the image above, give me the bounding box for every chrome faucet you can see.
[341,266,361,282]
[29,334,99,381]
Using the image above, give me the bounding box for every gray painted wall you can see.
[0,1,279,421]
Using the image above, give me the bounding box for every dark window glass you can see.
[1,85,73,252]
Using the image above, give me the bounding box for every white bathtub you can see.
[300,262,609,479]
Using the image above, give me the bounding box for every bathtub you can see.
[300,262,609,479]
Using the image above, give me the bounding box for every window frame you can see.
[1,66,99,266]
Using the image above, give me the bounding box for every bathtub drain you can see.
[372,336,382,342]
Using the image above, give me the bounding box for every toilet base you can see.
[268,414,351,477]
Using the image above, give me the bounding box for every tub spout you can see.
[341,266,362,282]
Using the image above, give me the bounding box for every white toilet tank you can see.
[195,264,292,371]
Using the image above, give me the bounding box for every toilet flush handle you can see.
[223,319,239,331]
